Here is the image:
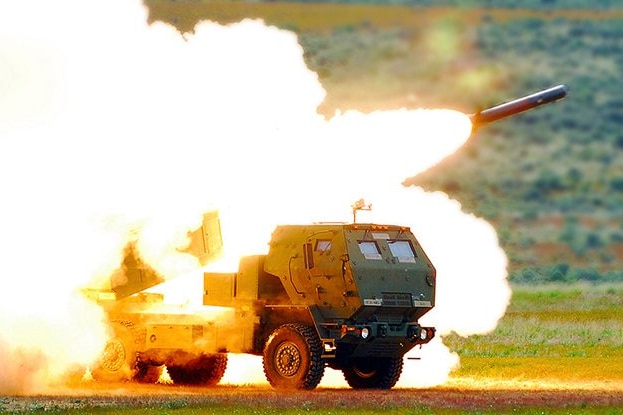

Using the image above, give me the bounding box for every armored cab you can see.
[264,223,436,347]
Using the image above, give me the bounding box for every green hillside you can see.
[145,1,623,284]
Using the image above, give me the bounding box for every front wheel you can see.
[262,323,325,390]
[92,321,138,382]
[342,357,403,389]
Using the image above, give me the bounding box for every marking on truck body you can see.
[413,300,432,307]
[364,298,383,306]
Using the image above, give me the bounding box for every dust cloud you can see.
[0,0,510,392]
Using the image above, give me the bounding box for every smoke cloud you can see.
[0,0,510,392]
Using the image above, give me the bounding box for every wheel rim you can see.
[352,360,378,379]
[274,341,302,377]
[100,339,126,372]
[353,366,376,379]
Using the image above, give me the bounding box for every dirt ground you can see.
[2,378,623,413]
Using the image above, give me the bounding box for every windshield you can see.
[388,240,417,263]
[358,241,382,260]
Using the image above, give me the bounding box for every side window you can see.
[388,240,417,263]
[315,239,332,252]
[358,241,382,260]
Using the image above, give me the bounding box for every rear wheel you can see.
[342,357,403,389]
[262,323,324,390]
[167,353,228,386]
[134,362,162,384]
[92,321,138,382]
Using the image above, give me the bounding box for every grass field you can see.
[446,283,623,385]
[3,283,622,414]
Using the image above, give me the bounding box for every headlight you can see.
[361,327,370,339]
[419,329,427,340]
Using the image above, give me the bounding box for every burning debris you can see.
[157,366,173,385]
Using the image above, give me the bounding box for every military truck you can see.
[90,85,567,390]
[89,219,436,390]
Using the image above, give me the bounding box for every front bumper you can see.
[322,322,435,359]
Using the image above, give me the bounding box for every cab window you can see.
[358,241,382,260]
[388,240,417,263]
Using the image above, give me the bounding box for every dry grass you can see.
[2,385,623,414]
[445,283,623,394]
[145,1,623,34]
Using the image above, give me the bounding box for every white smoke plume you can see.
[0,0,510,392]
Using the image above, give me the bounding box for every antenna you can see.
[351,199,372,223]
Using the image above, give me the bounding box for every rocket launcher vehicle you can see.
[86,84,569,391]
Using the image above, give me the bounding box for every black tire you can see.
[262,323,325,390]
[134,362,162,384]
[92,321,138,382]
[167,353,228,386]
[342,357,404,389]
